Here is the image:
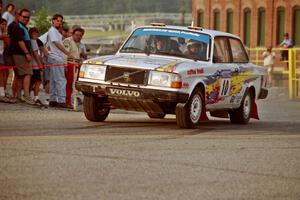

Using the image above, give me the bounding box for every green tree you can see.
[31,7,51,35]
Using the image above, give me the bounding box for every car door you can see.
[206,36,235,109]
[227,37,251,107]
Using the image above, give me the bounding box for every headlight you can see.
[148,71,182,88]
[79,64,106,80]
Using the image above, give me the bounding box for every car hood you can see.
[88,54,184,71]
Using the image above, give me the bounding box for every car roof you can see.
[137,25,240,40]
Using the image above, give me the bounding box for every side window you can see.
[229,38,249,63]
[213,37,231,63]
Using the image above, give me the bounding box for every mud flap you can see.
[250,100,259,120]
[200,110,209,121]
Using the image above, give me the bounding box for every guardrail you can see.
[248,47,300,99]
[63,13,192,30]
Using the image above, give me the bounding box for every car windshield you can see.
[119,28,210,61]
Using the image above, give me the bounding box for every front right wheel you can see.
[176,88,204,129]
[83,95,110,122]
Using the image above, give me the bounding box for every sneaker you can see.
[17,96,25,103]
[49,101,58,107]
[0,96,16,103]
[23,95,36,105]
[35,99,42,105]
[44,98,49,106]
[57,102,73,109]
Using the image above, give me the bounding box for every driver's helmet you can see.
[187,40,201,49]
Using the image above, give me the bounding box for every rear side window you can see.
[213,37,231,63]
[229,38,249,63]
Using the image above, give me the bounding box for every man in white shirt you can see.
[47,14,73,108]
[2,3,15,26]
[63,27,84,106]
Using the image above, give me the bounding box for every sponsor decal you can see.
[155,60,181,72]
[187,68,204,76]
[108,88,141,97]
[182,82,189,88]
[230,96,235,103]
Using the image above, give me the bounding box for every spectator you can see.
[2,3,14,26]
[0,18,14,103]
[11,8,35,104]
[63,27,84,106]
[29,27,43,104]
[61,23,69,39]
[279,33,293,61]
[263,46,275,86]
[5,9,21,99]
[70,25,87,59]
[47,14,73,108]
[38,31,51,105]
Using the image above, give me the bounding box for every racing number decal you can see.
[219,79,231,97]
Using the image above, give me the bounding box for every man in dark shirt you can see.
[11,8,35,104]
[5,9,20,98]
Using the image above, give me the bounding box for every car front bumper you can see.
[75,81,189,103]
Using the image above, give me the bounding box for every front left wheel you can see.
[83,95,110,122]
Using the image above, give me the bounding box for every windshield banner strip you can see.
[133,28,210,44]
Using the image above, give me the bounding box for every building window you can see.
[293,7,300,46]
[243,8,251,47]
[277,7,285,45]
[257,7,266,46]
[197,9,204,27]
[226,9,234,33]
[213,9,220,31]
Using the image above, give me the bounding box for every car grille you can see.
[105,66,148,85]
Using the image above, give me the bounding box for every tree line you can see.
[5,0,191,15]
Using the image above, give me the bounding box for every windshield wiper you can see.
[120,47,143,53]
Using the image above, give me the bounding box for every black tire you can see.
[147,112,166,119]
[83,95,110,122]
[176,88,204,129]
[229,90,253,124]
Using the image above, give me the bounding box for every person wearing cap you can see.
[184,41,203,60]
[154,36,169,52]
[279,33,293,62]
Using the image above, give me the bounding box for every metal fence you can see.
[248,47,300,99]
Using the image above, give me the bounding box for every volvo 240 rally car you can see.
[76,24,268,128]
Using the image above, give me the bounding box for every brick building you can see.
[192,0,300,47]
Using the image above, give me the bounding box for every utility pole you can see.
[180,0,185,25]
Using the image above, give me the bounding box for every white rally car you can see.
[76,24,268,128]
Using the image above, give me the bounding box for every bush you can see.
[32,7,51,35]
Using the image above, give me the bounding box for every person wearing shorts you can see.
[10,9,35,104]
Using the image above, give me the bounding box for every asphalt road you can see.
[0,87,300,200]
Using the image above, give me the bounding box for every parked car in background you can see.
[76,23,268,128]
